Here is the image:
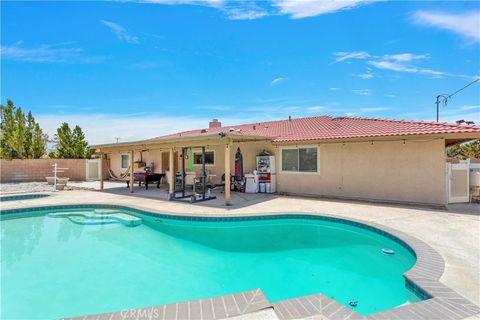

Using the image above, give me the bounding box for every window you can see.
[281,147,319,173]
[193,151,214,165]
[121,154,130,169]
[282,149,299,171]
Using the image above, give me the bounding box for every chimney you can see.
[209,119,221,128]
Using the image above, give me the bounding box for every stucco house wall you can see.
[104,138,446,205]
[275,138,446,205]
[107,151,128,176]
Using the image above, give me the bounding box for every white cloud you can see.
[128,0,375,20]
[367,60,418,73]
[352,89,371,96]
[384,94,396,98]
[226,8,268,20]
[460,105,480,111]
[36,113,215,145]
[143,0,223,6]
[137,0,249,21]
[412,10,480,42]
[355,69,374,79]
[0,41,103,63]
[383,53,429,62]
[334,51,428,64]
[40,109,338,145]
[270,77,287,86]
[367,60,453,78]
[329,87,341,91]
[101,20,140,44]
[357,73,373,79]
[333,51,370,63]
[306,105,326,112]
[132,0,373,20]
[437,108,480,124]
[334,50,472,79]
[274,0,373,19]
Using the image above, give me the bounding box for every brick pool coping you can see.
[1,203,479,320]
[66,289,272,320]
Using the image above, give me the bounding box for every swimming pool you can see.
[1,205,422,319]
[0,193,49,202]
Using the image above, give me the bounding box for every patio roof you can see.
[91,131,272,149]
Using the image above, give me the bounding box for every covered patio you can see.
[70,180,275,209]
[93,131,274,206]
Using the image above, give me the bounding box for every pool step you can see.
[94,208,123,214]
[48,211,142,227]
[67,216,119,225]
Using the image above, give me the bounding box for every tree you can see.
[12,107,27,159]
[447,139,480,160]
[24,111,35,158]
[52,122,92,158]
[73,125,88,158]
[32,123,47,159]
[54,122,75,158]
[0,100,16,159]
[0,100,47,159]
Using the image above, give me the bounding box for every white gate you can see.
[447,160,470,203]
[86,159,101,181]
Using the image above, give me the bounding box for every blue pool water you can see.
[0,206,421,319]
[0,194,49,202]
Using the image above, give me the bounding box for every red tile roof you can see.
[149,116,480,143]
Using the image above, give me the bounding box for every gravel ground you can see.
[0,182,56,194]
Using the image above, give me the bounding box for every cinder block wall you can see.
[0,159,87,183]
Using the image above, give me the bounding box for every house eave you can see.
[91,132,273,151]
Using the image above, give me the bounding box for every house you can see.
[93,116,480,206]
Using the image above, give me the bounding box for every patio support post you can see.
[169,147,174,198]
[224,142,232,206]
[129,150,134,193]
[99,152,104,191]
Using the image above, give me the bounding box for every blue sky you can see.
[1,0,479,144]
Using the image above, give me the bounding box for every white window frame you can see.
[121,154,130,169]
[279,145,320,175]
[192,150,215,167]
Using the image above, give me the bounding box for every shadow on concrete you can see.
[71,180,276,209]
[69,180,479,215]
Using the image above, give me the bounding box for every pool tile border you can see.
[0,193,50,202]
[2,203,479,320]
[65,289,271,320]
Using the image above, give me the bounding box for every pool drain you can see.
[382,248,395,255]
[349,299,358,307]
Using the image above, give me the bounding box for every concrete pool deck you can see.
[1,188,479,319]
